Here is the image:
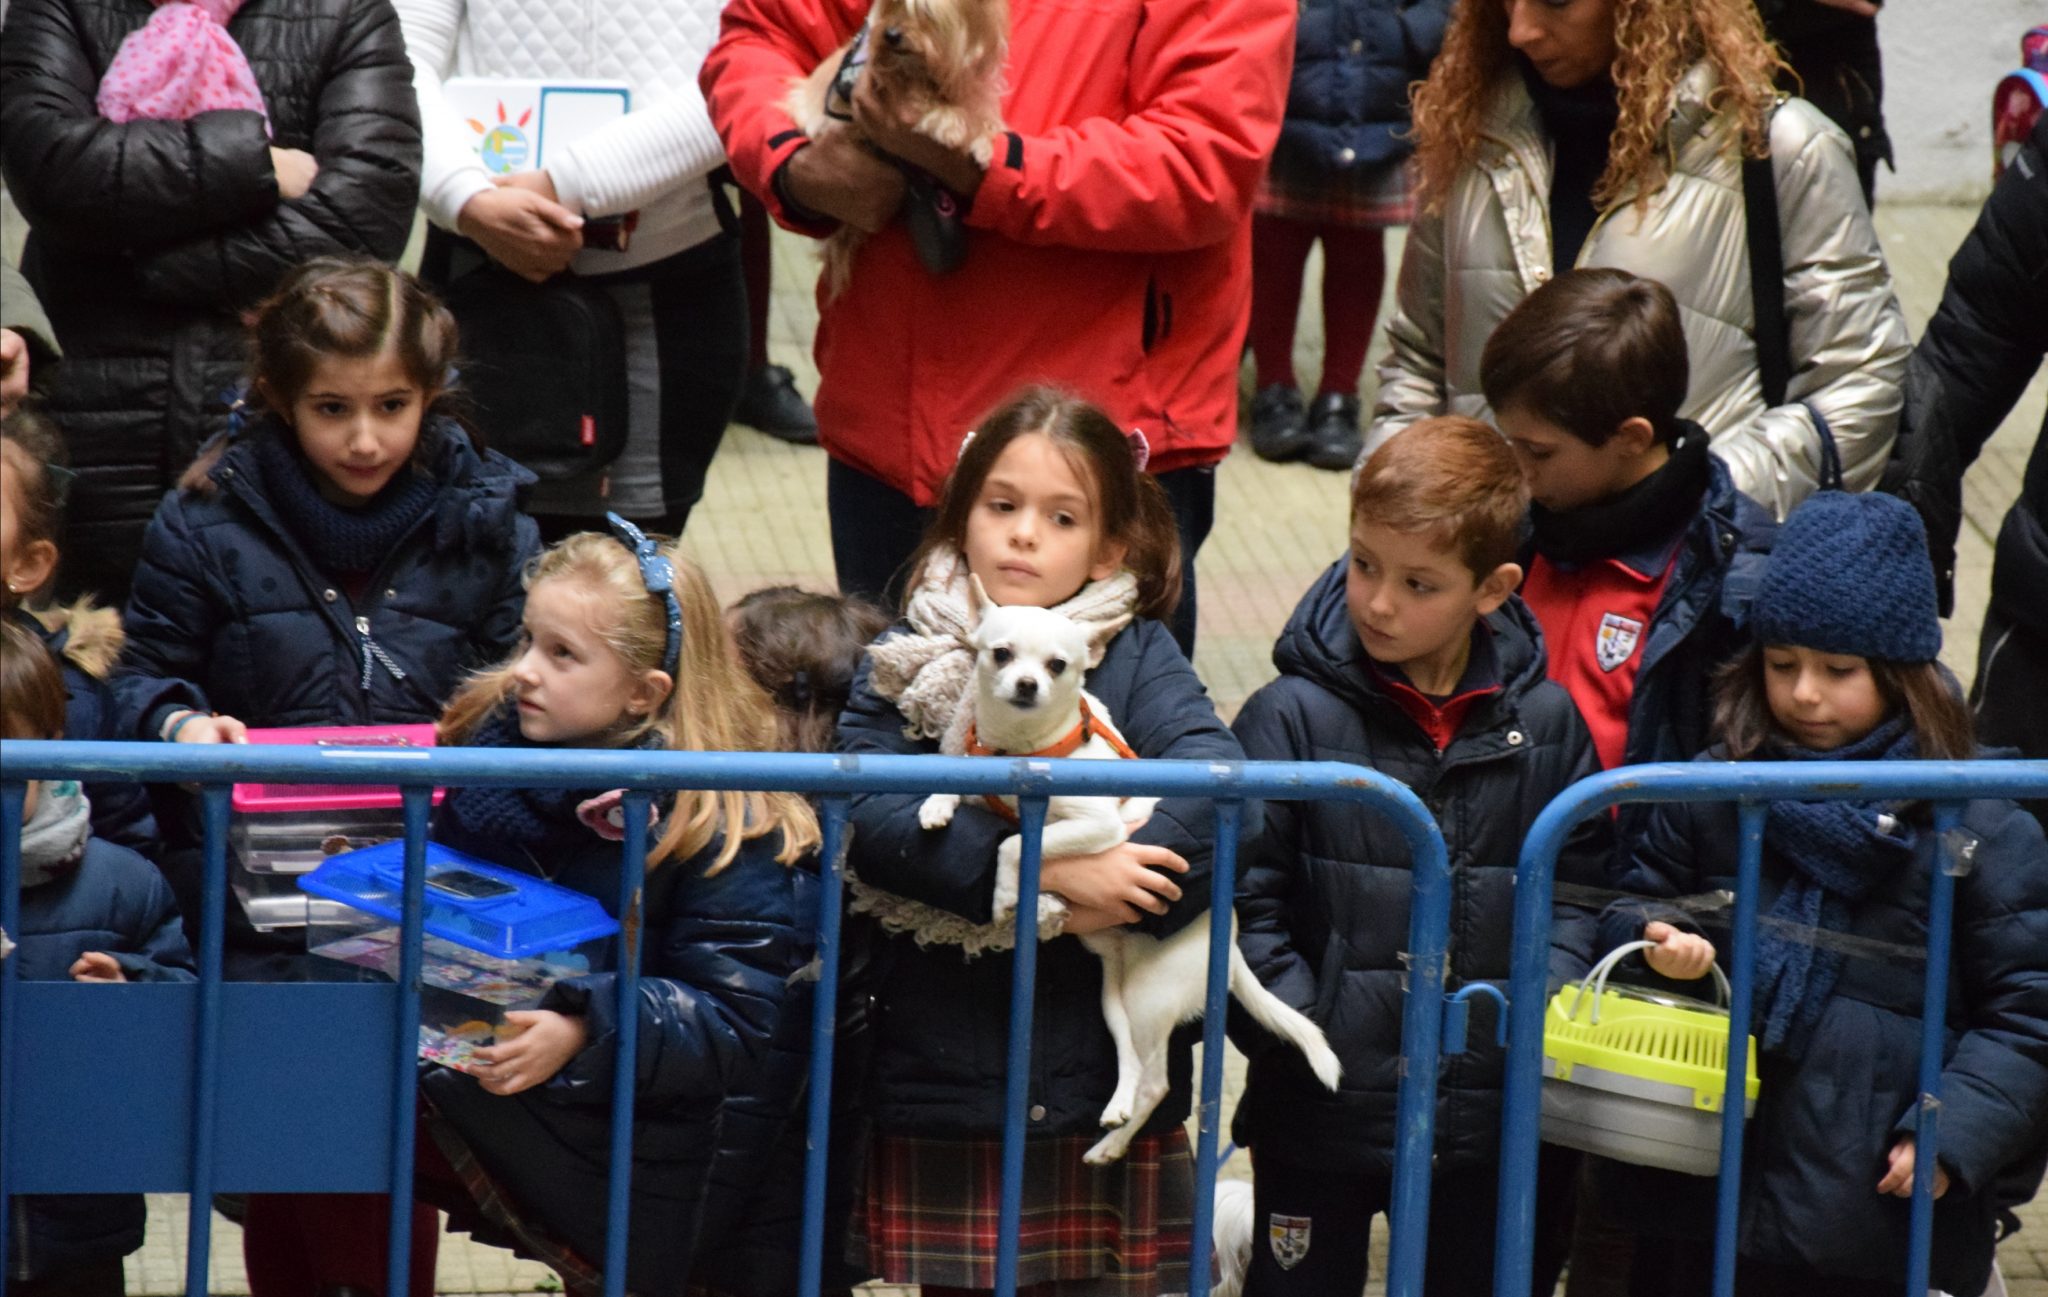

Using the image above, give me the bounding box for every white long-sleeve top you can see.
[394,0,729,270]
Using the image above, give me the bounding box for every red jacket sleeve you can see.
[966,0,1294,253]
[700,0,864,231]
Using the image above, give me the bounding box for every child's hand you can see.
[472,1010,588,1096]
[70,952,127,983]
[165,713,247,741]
[1642,921,1717,980]
[1042,842,1189,929]
[1878,1136,1951,1199]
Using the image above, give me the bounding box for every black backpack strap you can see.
[1741,149,1790,410]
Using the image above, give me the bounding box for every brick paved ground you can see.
[3,201,2038,1294]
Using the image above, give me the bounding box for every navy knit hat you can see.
[1752,491,1941,663]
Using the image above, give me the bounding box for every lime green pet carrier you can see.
[1541,940,1761,1175]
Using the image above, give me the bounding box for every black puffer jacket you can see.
[1884,114,2048,615]
[0,0,422,605]
[837,616,1252,1138]
[1604,769,2048,1296]
[427,798,820,1295]
[1229,559,1609,1175]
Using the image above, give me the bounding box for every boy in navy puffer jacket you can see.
[1230,417,1609,1297]
[3,618,195,1294]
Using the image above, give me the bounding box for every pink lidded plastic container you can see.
[230,725,446,931]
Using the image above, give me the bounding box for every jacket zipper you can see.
[356,616,409,691]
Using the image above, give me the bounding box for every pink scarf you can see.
[96,0,268,128]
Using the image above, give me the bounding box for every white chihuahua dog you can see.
[920,580,1342,1163]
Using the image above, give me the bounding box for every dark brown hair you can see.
[1480,268,1690,447]
[181,258,463,490]
[0,616,67,740]
[1,409,69,549]
[1712,647,1978,761]
[906,387,1183,622]
[1350,415,1529,578]
[728,586,891,754]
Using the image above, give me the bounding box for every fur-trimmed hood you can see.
[30,599,125,679]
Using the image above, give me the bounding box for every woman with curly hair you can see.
[1366,0,1910,520]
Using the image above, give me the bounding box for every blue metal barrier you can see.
[1491,759,2048,1297]
[0,740,1452,1297]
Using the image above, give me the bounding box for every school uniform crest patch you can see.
[1269,1213,1311,1270]
[1596,612,1645,673]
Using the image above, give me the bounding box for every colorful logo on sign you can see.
[468,101,534,174]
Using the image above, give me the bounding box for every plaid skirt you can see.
[1255,152,1416,229]
[417,1106,607,1296]
[859,1128,1196,1295]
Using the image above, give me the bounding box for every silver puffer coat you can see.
[1367,63,1910,518]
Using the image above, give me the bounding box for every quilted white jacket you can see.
[394,0,728,269]
[1369,63,1910,518]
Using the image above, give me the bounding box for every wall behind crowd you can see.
[1877,0,2039,202]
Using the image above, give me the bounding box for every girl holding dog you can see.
[837,386,1253,1295]
[421,527,823,1295]
[1606,492,2048,1297]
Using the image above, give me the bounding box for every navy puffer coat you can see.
[1604,769,2048,1296]
[7,836,195,1282]
[118,414,539,740]
[425,803,820,1295]
[1228,559,1609,1174]
[837,616,1252,1138]
[1273,0,1449,181]
[7,606,157,857]
[0,0,422,605]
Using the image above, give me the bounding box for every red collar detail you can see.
[965,697,1138,822]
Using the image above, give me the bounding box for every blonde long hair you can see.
[440,533,821,874]
[1409,0,1786,214]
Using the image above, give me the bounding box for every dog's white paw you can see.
[968,132,996,168]
[919,793,960,830]
[1098,1095,1132,1130]
[1084,1124,1138,1165]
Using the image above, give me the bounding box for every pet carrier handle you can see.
[1567,940,1732,1026]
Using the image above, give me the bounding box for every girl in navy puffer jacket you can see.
[112,258,539,1295]
[1608,493,2048,1297]
[420,529,822,1294]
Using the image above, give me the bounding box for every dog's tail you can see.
[1228,946,1342,1091]
[1210,1177,1256,1297]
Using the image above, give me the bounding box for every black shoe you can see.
[1248,383,1310,462]
[1304,392,1363,471]
[735,363,819,444]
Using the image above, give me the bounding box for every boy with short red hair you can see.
[1228,416,1605,1296]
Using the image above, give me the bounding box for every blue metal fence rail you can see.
[1491,759,2048,1297]
[0,740,1452,1297]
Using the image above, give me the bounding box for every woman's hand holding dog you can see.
[1045,842,1189,933]
[850,74,987,201]
[785,133,908,233]
[473,1009,588,1095]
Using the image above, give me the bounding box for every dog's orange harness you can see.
[963,696,1139,824]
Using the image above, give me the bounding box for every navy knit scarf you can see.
[251,429,443,577]
[437,705,666,872]
[1753,713,1919,1058]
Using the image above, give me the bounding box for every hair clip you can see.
[605,513,683,678]
[1126,428,1150,473]
[41,463,77,509]
[225,387,252,438]
[956,428,978,461]
[788,668,813,709]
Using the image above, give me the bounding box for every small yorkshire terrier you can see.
[785,0,1009,297]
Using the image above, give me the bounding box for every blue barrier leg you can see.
[385,786,432,1297]
[1711,803,1766,1297]
[1907,803,1964,1294]
[1494,811,1559,1296]
[995,797,1049,1297]
[1188,801,1243,1297]
[1387,799,1453,1297]
[602,793,651,1295]
[0,781,24,1275]
[186,787,231,1297]
[799,797,851,1297]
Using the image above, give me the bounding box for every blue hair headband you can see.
[605,513,682,678]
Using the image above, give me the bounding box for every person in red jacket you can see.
[701,0,1295,654]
